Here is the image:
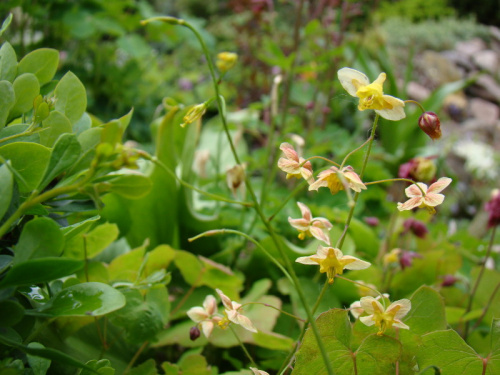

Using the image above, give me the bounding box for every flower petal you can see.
[312,217,333,229]
[309,226,331,245]
[338,68,370,97]
[393,320,410,330]
[203,295,217,316]
[375,95,406,121]
[200,320,214,338]
[427,177,452,194]
[278,158,300,174]
[187,307,209,323]
[288,217,310,231]
[237,313,258,333]
[424,193,445,207]
[405,183,427,198]
[360,315,376,326]
[295,255,318,265]
[389,299,411,320]
[342,256,371,270]
[279,142,299,162]
[397,197,422,211]
[297,202,312,221]
[216,289,234,311]
[308,179,328,191]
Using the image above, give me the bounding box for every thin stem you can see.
[471,281,500,331]
[143,153,252,207]
[365,178,426,196]
[170,270,206,317]
[335,275,386,308]
[464,225,497,339]
[301,155,341,167]
[242,302,305,322]
[336,115,379,250]
[404,99,426,113]
[229,325,257,368]
[268,180,308,222]
[123,341,149,375]
[339,137,371,169]
[145,17,335,375]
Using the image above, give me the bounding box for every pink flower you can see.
[277,142,314,183]
[216,289,257,333]
[187,295,221,338]
[485,189,500,228]
[397,177,452,214]
[288,202,333,245]
[308,166,366,195]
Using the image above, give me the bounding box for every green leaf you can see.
[128,359,157,375]
[0,142,51,192]
[14,217,64,264]
[27,342,51,375]
[0,258,84,287]
[102,173,152,199]
[10,73,40,119]
[54,71,87,124]
[0,162,13,221]
[37,282,125,317]
[61,215,100,240]
[418,330,483,374]
[356,335,401,374]
[63,222,119,259]
[17,49,59,86]
[177,354,211,375]
[174,250,203,285]
[0,13,13,36]
[470,267,500,328]
[78,359,115,375]
[39,111,73,147]
[0,41,17,82]
[0,80,15,128]
[108,246,146,282]
[39,133,82,190]
[0,299,25,327]
[405,286,447,335]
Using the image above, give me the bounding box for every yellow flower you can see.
[338,67,405,121]
[180,103,208,128]
[296,246,370,284]
[216,289,257,333]
[359,297,411,335]
[397,177,452,214]
[308,166,366,195]
[216,52,238,73]
[383,248,401,267]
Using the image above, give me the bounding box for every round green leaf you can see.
[0,299,25,327]
[54,71,87,124]
[18,48,59,85]
[38,282,125,317]
[0,80,15,128]
[39,111,73,147]
[0,162,13,221]
[0,42,17,82]
[27,342,51,375]
[10,73,40,119]
[105,173,153,199]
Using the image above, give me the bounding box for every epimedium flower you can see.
[277,142,314,183]
[338,67,406,121]
[296,245,371,284]
[397,177,452,214]
[216,289,257,333]
[359,297,411,335]
[250,368,270,375]
[288,202,333,245]
[308,166,366,195]
[350,293,389,319]
[186,295,221,338]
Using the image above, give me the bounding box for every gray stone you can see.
[470,74,500,103]
[469,98,499,126]
[441,50,474,71]
[456,38,487,57]
[473,50,499,74]
[406,81,431,101]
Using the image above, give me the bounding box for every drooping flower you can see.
[187,295,221,338]
[398,156,437,183]
[397,177,452,214]
[226,164,246,198]
[338,67,406,121]
[288,202,333,245]
[277,142,314,183]
[418,111,441,140]
[308,166,366,195]
[359,297,411,335]
[485,189,500,228]
[216,289,257,333]
[296,246,371,284]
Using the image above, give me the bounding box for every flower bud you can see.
[399,251,422,270]
[190,326,201,341]
[403,218,428,239]
[485,189,500,228]
[441,274,458,287]
[181,103,208,128]
[364,217,380,227]
[216,52,238,73]
[418,111,441,140]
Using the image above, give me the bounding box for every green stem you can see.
[365,178,426,196]
[242,302,306,322]
[302,155,341,167]
[142,153,252,207]
[339,137,371,169]
[336,115,379,250]
[464,225,497,339]
[404,99,425,113]
[268,180,308,222]
[229,325,257,368]
[336,275,386,308]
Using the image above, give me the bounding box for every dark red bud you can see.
[190,326,201,341]
[441,275,458,287]
[399,251,422,270]
[485,190,500,228]
[418,112,441,140]
[403,218,428,239]
[364,217,380,227]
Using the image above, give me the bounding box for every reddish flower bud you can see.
[364,216,380,227]
[399,251,422,270]
[485,189,500,228]
[441,274,458,287]
[190,326,201,341]
[418,111,441,140]
[403,218,428,239]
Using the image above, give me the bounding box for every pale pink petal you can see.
[203,295,217,316]
[278,158,300,174]
[360,296,383,314]
[250,367,270,375]
[389,299,411,320]
[343,169,367,192]
[317,246,332,258]
[312,217,333,229]
[200,320,214,338]
[342,256,371,270]
[279,142,299,162]
[360,315,376,326]
[216,289,234,311]
[300,167,315,184]
[309,226,330,245]
[393,320,410,330]
[308,178,328,191]
[187,307,209,323]
[423,193,445,207]
[397,197,423,211]
[295,255,318,265]
[349,301,363,319]
[236,313,258,333]
[405,183,427,198]
[297,202,312,221]
[288,217,310,231]
[338,68,370,96]
[427,177,452,194]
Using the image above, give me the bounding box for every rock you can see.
[418,51,463,86]
[407,81,431,101]
[470,74,500,104]
[456,38,487,57]
[441,50,475,71]
[469,98,499,126]
[443,92,468,122]
[473,50,499,74]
